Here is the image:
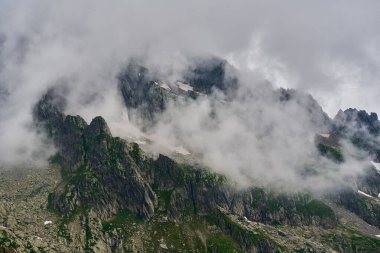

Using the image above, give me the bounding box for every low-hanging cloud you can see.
[0,0,379,192]
[146,80,371,192]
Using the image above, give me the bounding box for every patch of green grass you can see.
[251,188,265,208]
[48,153,71,181]
[206,210,270,246]
[317,143,344,163]
[296,199,335,220]
[129,143,141,161]
[102,209,142,233]
[158,189,173,209]
[194,169,227,187]
[321,226,380,253]
[57,216,73,243]
[207,233,243,253]
[144,216,211,252]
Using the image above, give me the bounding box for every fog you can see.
[0,0,379,191]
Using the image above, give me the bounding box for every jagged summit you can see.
[117,57,239,125]
[182,56,238,95]
[87,116,111,137]
[334,108,380,136]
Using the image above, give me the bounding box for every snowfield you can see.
[159,83,171,91]
[44,221,53,225]
[176,82,194,92]
[358,190,373,198]
[318,133,330,138]
[370,161,380,174]
[174,146,191,155]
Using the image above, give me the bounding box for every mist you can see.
[0,1,379,191]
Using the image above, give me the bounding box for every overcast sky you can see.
[1,0,379,116]
[0,0,379,185]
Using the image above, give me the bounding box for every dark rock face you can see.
[118,63,170,122]
[334,108,380,136]
[182,57,238,95]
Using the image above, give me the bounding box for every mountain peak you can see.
[87,116,111,137]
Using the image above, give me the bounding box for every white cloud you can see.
[0,0,379,191]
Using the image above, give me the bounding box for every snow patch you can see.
[0,225,7,230]
[358,190,373,198]
[174,146,191,155]
[44,221,53,225]
[159,83,171,91]
[159,243,168,249]
[243,216,251,223]
[33,236,42,240]
[370,161,380,174]
[176,82,194,92]
[376,234,380,238]
[318,133,330,138]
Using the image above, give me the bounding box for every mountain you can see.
[333,108,380,161]
[317,109,380,230]
[117,57,237,126]
[1,58,380,252]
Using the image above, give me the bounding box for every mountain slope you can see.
[0,89,371,252]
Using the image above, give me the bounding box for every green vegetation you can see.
[251,189,336,224]
[57,218,72,243]
[296,198,335,220]
[158,189,174,209]
[251,187,266,208]
[102,209,142,233]
[317,143,344,163]
[49,153,70,181]
[129,143,141,161]
[206,210,274,249]
[194,168,227,186]
[207,233,243,253]
[321,226,380,253]
[141,215,243,252]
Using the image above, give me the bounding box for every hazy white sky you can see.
[1,0,379,115]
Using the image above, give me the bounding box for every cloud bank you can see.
[0,0,379,191]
